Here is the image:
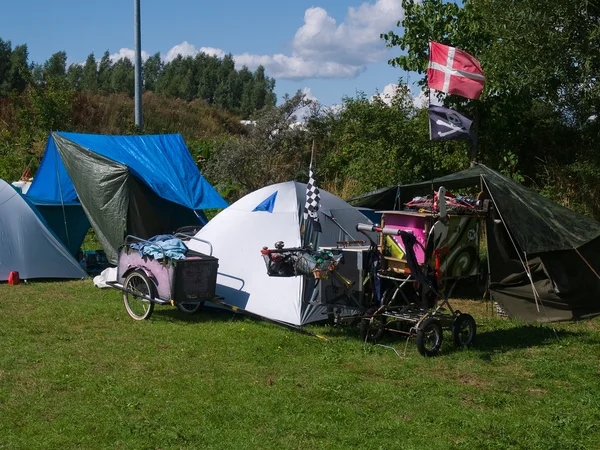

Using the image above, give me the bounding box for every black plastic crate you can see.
[173,255,219,302]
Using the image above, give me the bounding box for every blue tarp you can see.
[27,132,228,211]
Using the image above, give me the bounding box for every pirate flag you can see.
[428,105,474,142]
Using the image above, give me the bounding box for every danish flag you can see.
[427,41,485,100]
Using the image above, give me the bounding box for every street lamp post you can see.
[134,0,143,129]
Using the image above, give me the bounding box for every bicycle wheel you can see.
[123,270,155,320]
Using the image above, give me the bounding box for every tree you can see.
[196,53,219,103]
[310,85,469,197]
[110,58,134,96]
[205,91,313,198]
[97,51,112,93]
[381,0,600,216]
[80,53,98,92]
[214,53,236,110]
[43,51,68,87]
[66,63,83,89]
[0,38,13,95]
[143,52,162,91]
[2,43,29,95]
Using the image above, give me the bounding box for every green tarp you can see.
[348,164,600,322]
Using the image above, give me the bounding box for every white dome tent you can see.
[0,179,87,281]
[187,181,373,325]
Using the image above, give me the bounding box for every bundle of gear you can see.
[261,241,343,279]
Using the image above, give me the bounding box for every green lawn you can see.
[0,280,599,449]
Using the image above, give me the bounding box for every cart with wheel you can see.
[354,222,477,357]
[108,234,219,320]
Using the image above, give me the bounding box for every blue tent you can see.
[27,132,228,262]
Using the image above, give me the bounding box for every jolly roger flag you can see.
[428,105,474,142]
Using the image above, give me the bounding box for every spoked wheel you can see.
[415,318,443,357]
[123,270,155,320]
[177,301,204,314]
[359,307,386,342]
[452,313,476,348]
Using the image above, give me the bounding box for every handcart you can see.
[354,223,477,357]
[107,234,219,320]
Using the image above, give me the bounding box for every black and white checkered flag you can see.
[304,164,322,232]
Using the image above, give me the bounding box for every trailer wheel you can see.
[177,301,204,314]
[123,270,155,320]
[359,307,386,342]
[452,313,476,348]
[416,318,443,357]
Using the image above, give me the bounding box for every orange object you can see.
[8,271,20,285]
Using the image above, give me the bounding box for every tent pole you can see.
[574,247,600,281]
[54,139,72,253]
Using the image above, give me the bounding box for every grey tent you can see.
[348,165,600,322]
[0,179,88,281]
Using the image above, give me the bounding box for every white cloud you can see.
[369,83,444,109]
[110,48,150,63]
[101,1,405,83]
[302,87,317,102]
[231,0,403,80]
[372,83,399,106]
[164,41,226,62]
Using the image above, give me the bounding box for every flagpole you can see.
[470,105,480,165]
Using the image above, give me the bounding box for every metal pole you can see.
[134,0,143,129]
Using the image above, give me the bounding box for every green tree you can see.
[4,44,29,94]
[110,58,134,96]
[381,0,600,217]
[205,91,313,198]
[43,51,68,87]
[143,52,162,91]
[196,53,219,103]
[97,51,112,93]
[81,53,98,92]
[310,85,470,197]
[214,53,236,110]
[0,38,12,95]
[67,64,83,89]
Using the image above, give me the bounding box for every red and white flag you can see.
[427,41,485,100]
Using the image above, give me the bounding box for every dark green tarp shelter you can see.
[348,165,600,322]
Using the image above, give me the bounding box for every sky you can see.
[0,0,420,108]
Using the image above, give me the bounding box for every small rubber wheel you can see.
[452,313,476,348]
[359,307,386,342]
[177,301,204,314]
[416,318,443,357]
[123,270,155,320]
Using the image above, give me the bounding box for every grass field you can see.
[1,280,599,449]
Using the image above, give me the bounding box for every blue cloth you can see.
[27,132,228,211]
[129,234,188,260]
[253,191,278,213]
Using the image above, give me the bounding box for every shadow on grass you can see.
[470,325,600,356]
[150,305,247,324]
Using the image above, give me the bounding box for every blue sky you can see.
[0,0,414,107]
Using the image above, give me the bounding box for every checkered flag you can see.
[303,159,322,232]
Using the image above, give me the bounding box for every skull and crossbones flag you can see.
[428,105,474,142]
[303,150,322,233]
